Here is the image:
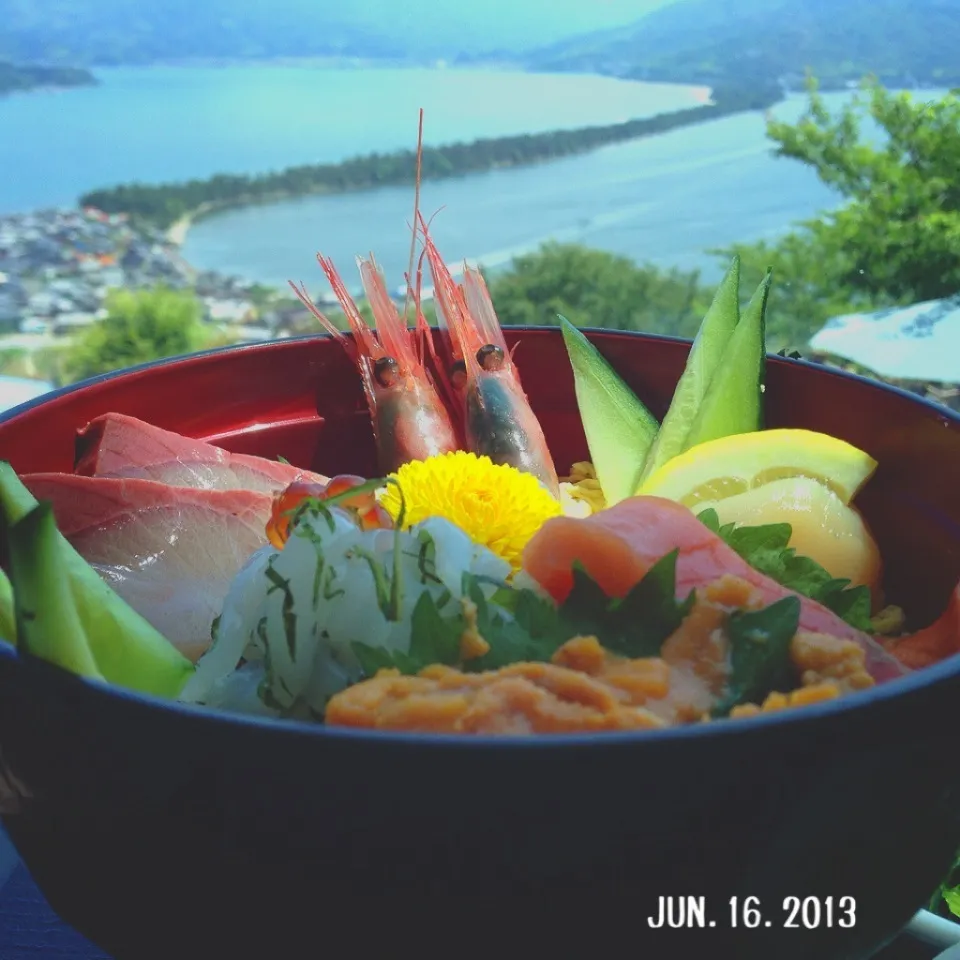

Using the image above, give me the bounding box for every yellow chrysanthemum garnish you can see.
[379,451,562,571]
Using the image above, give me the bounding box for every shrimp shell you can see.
[419,222,559,497]
[289,255,459,475]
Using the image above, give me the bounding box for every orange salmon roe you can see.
[265,474,393,547]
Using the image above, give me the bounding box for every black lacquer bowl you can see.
[0,329,958,960]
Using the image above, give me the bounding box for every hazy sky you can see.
[341,0,677,50]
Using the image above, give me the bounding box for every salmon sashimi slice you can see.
[74,412,328,493]
[22,473,272,662]
[521,495,910,683]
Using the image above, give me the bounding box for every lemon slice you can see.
[635,429,878,508]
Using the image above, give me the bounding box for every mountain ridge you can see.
[526,0,960,89]
[0,0,674,65]
[0,1,407,65]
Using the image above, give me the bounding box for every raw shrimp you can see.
[289,254,459,475]
[421,221,560,497]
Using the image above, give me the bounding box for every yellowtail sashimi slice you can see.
[20,472,271,667]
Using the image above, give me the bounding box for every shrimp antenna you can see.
[417,206,446,234]
[403,203,447,358]
[402,108,425,325]
[405,245,434,370]
[287,279,351,350]
[403,204,445,293]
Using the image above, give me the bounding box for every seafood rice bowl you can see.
[0,133,958,960]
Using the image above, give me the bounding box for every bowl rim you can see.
[0,327,958,750]
[2,326,958,429]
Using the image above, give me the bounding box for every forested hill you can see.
[527,0,960,89]
[0,0,669,66]
[0,62,97,96]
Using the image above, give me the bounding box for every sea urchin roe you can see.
[325,634,719,734]
[325,649,670,734]
[728,682,843,719]
[458,597,491,661]
[789,631,875,692]
[553,636,671,699]
[726,632,874,719]
[323,573,876,735]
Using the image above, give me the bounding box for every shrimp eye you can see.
[476,344,504,371]
[373,356,400,387]
[450,359,467,388]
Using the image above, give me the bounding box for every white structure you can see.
[810,295,960,384]
[204,298,254,324]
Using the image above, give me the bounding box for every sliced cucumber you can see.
[682,270,772,451]
[0,462,194,698]
[7,502,104,680]
[636,256,741,487]
[0,567,15,646]
[560,317,659,506]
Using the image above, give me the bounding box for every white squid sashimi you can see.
[194,508,511,718]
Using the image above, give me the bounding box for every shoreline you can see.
[166,203,218,246]
[160,84,733,250]
[165,215,192,246]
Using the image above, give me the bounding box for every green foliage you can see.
[767,77,960,303]
[0,349,30,377]
[486,242,710,338]
[560,551,696,659]
[711,596,801,718]
[717,234,872,353]
[718,79,960,352]
[79,87,779,229]
[282,243,711,348]
[62,286,210,383]
[931,851,960,920]
[353,550,695,677]
[697,509,873,631]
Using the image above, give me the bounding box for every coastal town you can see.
[0,208,957,417]
[0,207,319,362]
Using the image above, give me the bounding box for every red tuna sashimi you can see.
[23,473,272,662]
[521,495,908,683]
[75,413,328,493]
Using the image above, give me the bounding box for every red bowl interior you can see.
[1,328,959,629]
